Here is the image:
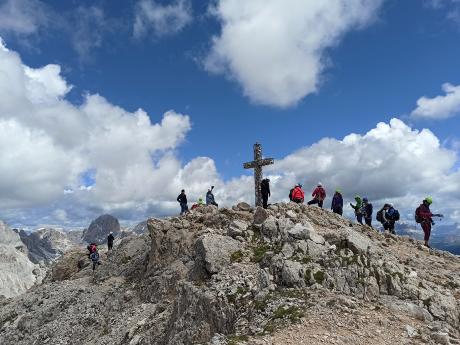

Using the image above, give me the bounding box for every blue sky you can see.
[0,0,460,228]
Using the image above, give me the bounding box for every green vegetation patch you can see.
[228,335,249,345]
[313,270,325,284]
[230,250,244,263]
[251,244,270,263]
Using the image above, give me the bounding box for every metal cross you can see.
[243,143,274,207]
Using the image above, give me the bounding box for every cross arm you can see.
[243,158,274,169]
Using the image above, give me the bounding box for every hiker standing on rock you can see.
[331,189,343,215]
[291,184,305,204]
[206,186,218,207]
[362,198,373,227]
[87,242,97,258]
[350,195,363,224]
[177,189,188,215]
[384,203,400,234]
[261,178,271,209]
[415,197,443,248]
[107,232,114,251]
[307,182,326,208]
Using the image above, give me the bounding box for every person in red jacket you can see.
[307,182,326,208]
[416,196,443,248]
[291,184,305,203]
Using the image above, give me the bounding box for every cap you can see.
[425,196,433,205]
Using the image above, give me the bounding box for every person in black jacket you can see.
[107,232,114,251]
[177,189,188,215]
[362,198,373,227]
[260,178,270,209]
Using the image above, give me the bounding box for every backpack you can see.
[415,206,422,223]
[289,188,294,201]
[376,210,384,223]
[391,209,400,221]
[90,252,99,262]
[89,244,97,253]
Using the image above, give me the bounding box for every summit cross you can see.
[243,143,274,207]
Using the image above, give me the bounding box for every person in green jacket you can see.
[350,195,363,224]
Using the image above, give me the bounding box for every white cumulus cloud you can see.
[133,0,192,38]
[204,0,384,107]
[411,83,460,120]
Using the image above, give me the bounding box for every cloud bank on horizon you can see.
[0,38,459,228]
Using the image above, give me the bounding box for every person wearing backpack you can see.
[177,189,188,215]
[291,184,305,204]
[376,204,389,230]
[350,195,363,224]
[206,186,218,207]
[362,198,373,227]
[307,182,326,208]
[384,203,400,234]
[90,250,101,271]
[331,189,343,215]
[415,197,443,248]
[260,178,271,209]
[87,242,97,258]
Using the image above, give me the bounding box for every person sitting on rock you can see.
[206,186,218,207]
[177,189,188,215]
[291,184,305,204]
[307,182,326,208]
[260,178,271,209]
[107,232,114,251]
[331,189,343,215]
[350,195,363,224]
[362,198,373,227]
[191,198,204,210]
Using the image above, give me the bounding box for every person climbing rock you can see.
[415,197,443,248]
[362,198,373,227]
[87,242,97,258]
[107,232,114,251]
[260,178,271,209]
[350,195,363,224]
[177,189,188,215]
[307,182,326,208]
[206,186,218,207]
[291,184,305,204]
[90,250,101,271]
[331,189,343,215]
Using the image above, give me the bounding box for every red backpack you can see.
[89,244,97,253]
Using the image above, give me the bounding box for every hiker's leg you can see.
[356,214,363,224]
[318,200,323,208]
[365,218,372,227]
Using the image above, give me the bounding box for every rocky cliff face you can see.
[18,228,79,264]
[1,203,460,345]
[82,214,120,244]
[0,221,43,299]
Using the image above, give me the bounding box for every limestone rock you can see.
[253,207,269,225]
[227,220,248,238]
[195,234,242,274]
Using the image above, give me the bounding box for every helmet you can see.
[388,203,394,208]
[335,188,341,193]
[297,183,302,188]
[363,197,368,202]
[317,182,322,187]
[425,196,433,205]
[109,231,113,234]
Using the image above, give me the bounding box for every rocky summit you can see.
[82,214,121,244]
[1,203,460,345]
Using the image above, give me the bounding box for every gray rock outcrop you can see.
[82,214,120,244]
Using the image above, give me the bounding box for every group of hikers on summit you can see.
[176,181,443,248]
